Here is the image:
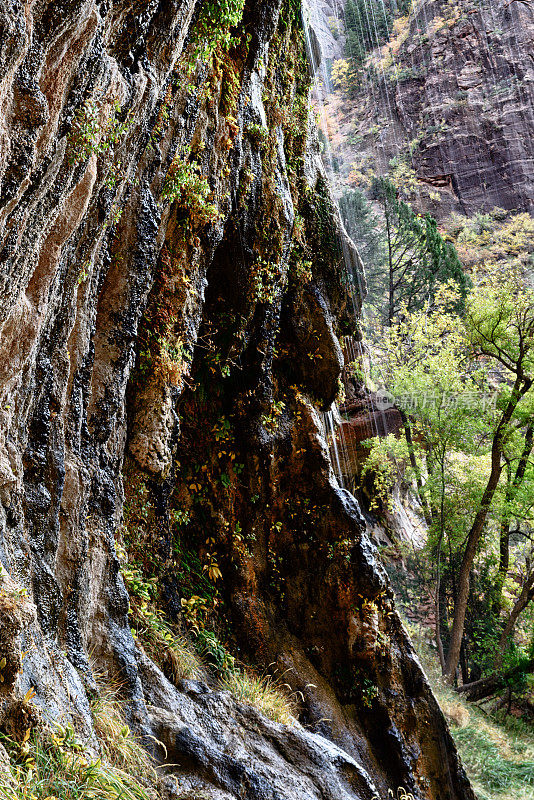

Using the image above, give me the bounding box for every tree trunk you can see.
[386,210,394,326]
[435,526,446,672]
[444,460,502,681]
[456,658,534,701]
[495,569,534,668]
[444,377,531,682]
[460,639,469,686]
[399,409,432,525]
[494,464,512,615]
[494,424,534,615]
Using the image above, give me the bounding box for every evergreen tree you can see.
[391,0,412,15]
[344,0,392,61]
[366,177,469,325]
[424,215,470,310]
[339,188,383,269]
[345,29,367,66]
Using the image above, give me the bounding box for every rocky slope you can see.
[0,1,474,798]
[314,0,534,219]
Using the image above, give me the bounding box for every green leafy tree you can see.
[368,269,534,685]
[444,267,534,682]
[373,285,491,669]
[493,424,534,618]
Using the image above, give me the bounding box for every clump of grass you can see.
[193,629,297,725]
[130,601,205,684]
[0,722,151,800]
[90,673,156,780]
[404,618,534,800]
[454,723,534,800]
[219,668,297,725]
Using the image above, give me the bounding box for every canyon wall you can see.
[314,0,534,218]
[0,1,474,798]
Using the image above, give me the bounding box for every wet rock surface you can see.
[338,386,404,476]
[139,650,379,800]
[0,1,474,799]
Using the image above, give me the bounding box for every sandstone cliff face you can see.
[316,0,534,218]
[395,0,534,216]
[0,1,473,798]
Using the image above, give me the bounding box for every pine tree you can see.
[344,0,392,59]
[362,177,470,325]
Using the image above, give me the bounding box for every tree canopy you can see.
[365,268,534,685]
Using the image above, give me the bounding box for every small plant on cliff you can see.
[292,256,313,284]
[246,123,269,146]
[155,336,189,387]
[361,434,412,511]
[359,674,379,708]
[261,400,286,433]
[0,723,151,800]
[371,789,415,800]
[67,99,130,167]
[160,147,219,228]
[251,259,283,305]
[194,630,297,725]
[191,0,246,62]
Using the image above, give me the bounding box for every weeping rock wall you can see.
[0,1,474,799]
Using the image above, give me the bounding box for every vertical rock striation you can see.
[0,1,474,798]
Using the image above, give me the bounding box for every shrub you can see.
[192,0,246,62]
[0,723,151,800]
[219,669,297,725]
[246,123,269,145]
[68,99,130,167]
[195,629,235,674]
[160,147,219,228]
[123,562,204,684]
